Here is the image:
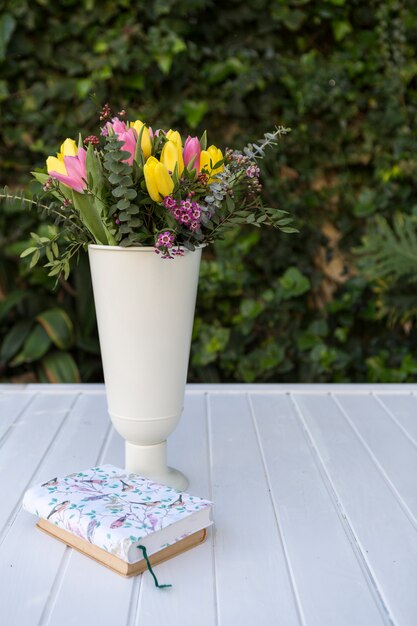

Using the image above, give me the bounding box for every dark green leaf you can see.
[36,308,74,350]
[0,13,16,62]
[40,352,81,383]
[11,324,51,365]
[0,291,29,322]
[0,320,32,362]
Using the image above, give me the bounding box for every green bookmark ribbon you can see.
[138,545,172,589]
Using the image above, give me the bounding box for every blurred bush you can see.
[1,0,417,383]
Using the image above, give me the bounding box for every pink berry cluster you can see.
[246,164,260,178]
[225,148,259,178]
[163,196,202,232]
[42,176,54,192]
[84,135,100,146]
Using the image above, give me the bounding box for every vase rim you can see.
[88,244,204,252]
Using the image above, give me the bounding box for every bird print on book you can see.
[42,477,58,487]
[82,493,111,502]
[47,500,70,520]
[110,515,128,529]
[86,518,100,543]
[78,479,106,485]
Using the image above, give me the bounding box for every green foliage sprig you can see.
[103,134,143,245]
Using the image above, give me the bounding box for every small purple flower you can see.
[156,231,175,248]
[163,196,177,210]
[164,195,203,232]
[180,213,191,225]
[180,199,192,211]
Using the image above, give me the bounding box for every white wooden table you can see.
[1,384,417,626]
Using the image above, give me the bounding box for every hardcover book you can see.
[23,464,213,577]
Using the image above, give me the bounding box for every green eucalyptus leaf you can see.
[126,204,140,214]
[117,199,130,210]
[112,186,127,198]
[109,172,123,184]
[124,188,137,200]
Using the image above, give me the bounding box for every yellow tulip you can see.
[200,145,224,181]
[160,139,184,177]
[130,120,153,160]
[156,162,175,196]
[46,138,78,175]
[166,129,182,149]
[165,130,184,176]
[59,138,78,158]
[46,156,67,176]
[144,156,174,202]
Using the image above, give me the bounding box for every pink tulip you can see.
[110,118,127,134]
[106,118,137,165]
[117,128,137,165]
[49,148,87,194]
[183,136,201,171]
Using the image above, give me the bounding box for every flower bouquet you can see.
[19,103,294,275]
[7,104,294,488]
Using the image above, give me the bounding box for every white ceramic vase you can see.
[88,244,202,490]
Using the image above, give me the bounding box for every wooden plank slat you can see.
[335,393,417,525]
[293,392,417,626]
[250,393,388,626]
[134,393,216,626]
[0,392,113,626]
[207,392,301,626]
[0,391,35,443]
[0,392,78,538]
[376,393,417,447]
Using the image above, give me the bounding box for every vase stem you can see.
[125,440,189,491]
[125,440,167,474]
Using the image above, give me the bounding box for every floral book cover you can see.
[23,464,213,563]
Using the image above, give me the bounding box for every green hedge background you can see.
[1,0,417,384]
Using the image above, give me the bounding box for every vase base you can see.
[125,465,189,491]
[124,440,189,491]
[150,467,189,491]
